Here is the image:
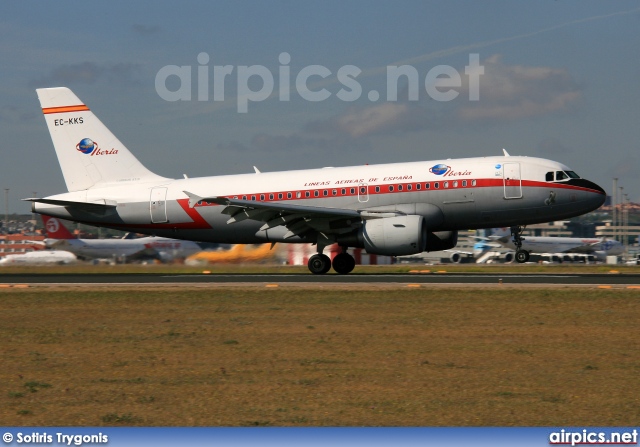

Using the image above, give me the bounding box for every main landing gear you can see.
[510,225,530,263]
[307,246,356,275]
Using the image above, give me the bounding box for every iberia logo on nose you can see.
[76,138,118,156]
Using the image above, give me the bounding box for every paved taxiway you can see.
[1,272,640,286]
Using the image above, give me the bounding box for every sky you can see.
[2,0,640,213]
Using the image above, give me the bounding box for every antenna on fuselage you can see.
[502,148,511,156]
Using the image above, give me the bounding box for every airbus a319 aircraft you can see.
[487,227,623,263]
[41,215,203,262]
[27,87,607,274]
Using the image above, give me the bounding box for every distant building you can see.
[0,234,45,258]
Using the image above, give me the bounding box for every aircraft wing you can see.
[124,245,162,262]
[183,191,391,240]
[565,239,610,254]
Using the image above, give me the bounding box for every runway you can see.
[2,272,640,286]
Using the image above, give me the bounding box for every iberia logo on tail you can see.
[76,138,118,156]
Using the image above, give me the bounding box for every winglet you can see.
[502,148,510,156]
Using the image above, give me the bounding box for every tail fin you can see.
[36,87,167,191]
[41,215,76,239]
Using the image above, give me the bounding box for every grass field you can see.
[1,285,639,426]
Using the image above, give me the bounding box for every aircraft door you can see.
[150,187,168,223]
[503,162,522,199]
[358,183,369,203]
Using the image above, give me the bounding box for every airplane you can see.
[0,250,77,265]
[26,87,607,274]
[486,227,624,263]
[41,214,204,262]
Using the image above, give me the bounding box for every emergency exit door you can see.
[150,187,168,223]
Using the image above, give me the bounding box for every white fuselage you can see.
[46,237,202,261]
[33,155,606,245]
[496,236,623,258]
[0,250,77,265]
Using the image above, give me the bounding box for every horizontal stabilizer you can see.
[24,197,117,212]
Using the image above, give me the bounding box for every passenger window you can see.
[407,184,412,191]
[332,189,337,196]
[296,192,301,198]
[389,185,394,192]
[375,186,380,193]
[305,191,310,198]
[314,190,319,197]
[443,181,449,188]
[323,190,328,196]
[471,180,476,186]
[260,194,265,201]
[545,172,554,182]
[425,183,430,189]
[251,195,256,201]
[269,194,274,200]
[416,183,421,190]
[350,188,355,194]
[398,184,403,191]
[278,193,283,199]
[462,180,467,187]
[287,192,292,199]
[434,182,440,189]
[341,188,346,195]
[453,181,458,188]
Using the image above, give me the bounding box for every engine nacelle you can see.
[424,230,458,252]
[360,215,427,256]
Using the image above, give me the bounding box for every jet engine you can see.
[359,215,427,256]
[336,217,458,257]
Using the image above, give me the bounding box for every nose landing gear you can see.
[510,225,530,263]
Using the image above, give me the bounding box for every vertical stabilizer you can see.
[41,215,76,239]
[36,87,167,191]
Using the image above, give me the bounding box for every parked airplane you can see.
[487,227,624,263]
[0,250,77,265]
[41,215,203,262]
[26,87,606,274]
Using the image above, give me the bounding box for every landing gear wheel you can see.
[332,252,356,275]
[515,250,530,264]
[308,254,332,274]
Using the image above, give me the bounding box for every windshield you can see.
[565,171,580,179]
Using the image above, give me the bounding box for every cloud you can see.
[456,54,582,121]
[306,103,427,139]
[216,55,584,157]
[29,62,141,87]
[132,24,161,35]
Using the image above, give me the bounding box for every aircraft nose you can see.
[568,178,606,196]
[583,179,606,195]
[581,179,606,209]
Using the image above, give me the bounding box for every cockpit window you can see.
[565,171,580,179]
[555,171,568,181]
[545,172,554,182]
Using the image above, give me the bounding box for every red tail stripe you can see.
[42,105,90,114]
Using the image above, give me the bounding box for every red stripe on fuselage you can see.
[63,177,604,230]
